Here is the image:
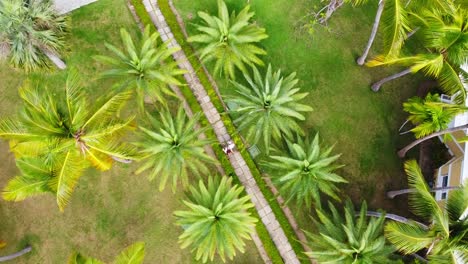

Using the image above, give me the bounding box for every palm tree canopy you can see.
[95,26,186,110]
[188,0,268,79]
[385,160,468,263]
[226,64,313,154]
[174,176,257,263]
[403,93,467,138]
[0,0,67,71]
[266,134,346,207]
[305,200,395,263]
[0,71,137,210]
[367,5,468,103]
[68,241,145,264]
[134,106,216,192]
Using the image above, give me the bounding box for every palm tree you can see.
[188,0,268,79]
[68,242,145,264]
[367,5,468,100]
[134,106,216,192]
[95,27,186,110]
[0,0,67,71]
[174,176,257,263]
[402,93,467,139]
[385,160,468,262]
[266,134,346,207]
[305,200,395,263]
[0,71,137,210]
[226,64,313,154]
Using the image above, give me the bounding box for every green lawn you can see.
[173,0,422,230]
[0,0,261,263]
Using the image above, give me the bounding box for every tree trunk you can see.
[365,211,428,229]
[398,124,468,157]
[371,68,412,91]
[357,0,385,65]
[387,186,460,198]
[40,48,66,70]
[0,245,32,262]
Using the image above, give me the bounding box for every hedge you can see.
[129,0,307,263]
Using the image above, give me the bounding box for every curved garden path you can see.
[141,0,301,263]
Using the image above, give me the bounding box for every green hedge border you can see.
[129,1,306,263]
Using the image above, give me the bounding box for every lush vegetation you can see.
[0,0,262,262]
[1,0,467,263]
[0,0,68,71]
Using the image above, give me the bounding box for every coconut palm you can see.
[367,5,468,101]
[226,64,313,154]
[0,0,67,71]
[95,27,186,110]
[266,134,346,207]
[174,176,257,263]
[188,0,268,79]
[135,106,216,192]
[0,71,136,210]
[68,242,145,264]
[305,200,395,263]
[403,93,467,139]
[385,160,468,263]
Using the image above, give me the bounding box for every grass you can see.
[172,0,421,237]
[0,0,262,263]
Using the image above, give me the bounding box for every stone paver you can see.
[142,1,301,263]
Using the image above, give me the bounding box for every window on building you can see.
[442,175,449,187]
[441,192,447,199]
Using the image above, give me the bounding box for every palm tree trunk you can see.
[357,0,385,65]
[398,124,468,157]
[387,186,460,198]
[371,68,412,91]
[0,245,32,262]
[365,211,428,228]
[40,48,66,70]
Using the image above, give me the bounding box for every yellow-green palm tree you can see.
[174,176,257,263]
[385,160,468,263]
[367,5,468,102]
[135,106,216,192]
[188,0,268,79]
[403,93,467,139]
[0,0,67,71]
[226,64,313,154]
[266,134,346,207]
[0,71,136,210]
[68,242,145,264]
[305,200,396,263]
[95,27,186,110]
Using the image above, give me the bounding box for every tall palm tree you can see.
[174,176,257,263]
[385,160,468,263]
[226,64,313,154]
[0,0,67,71]
[188,0,268,79]
[95,27,186,110]
[0,71,136,210]
[266,134,346,207]
[305,200,395,263]
[403,93,467,139]
[367,5,468,101]
[68,242,145,264]
[134,106,216,192]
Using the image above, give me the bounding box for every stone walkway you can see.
[142,1,301,263]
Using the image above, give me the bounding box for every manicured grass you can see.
[0,0,261,263]
[173,0,420,233]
